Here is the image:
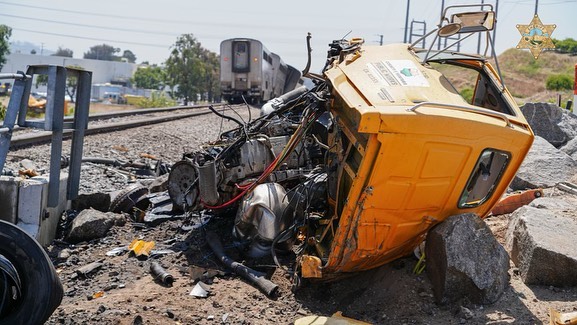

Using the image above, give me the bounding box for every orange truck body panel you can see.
[312,43,534,277]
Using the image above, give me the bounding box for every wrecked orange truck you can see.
[168,4,534,284]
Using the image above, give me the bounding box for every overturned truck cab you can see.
[168,4,533,283]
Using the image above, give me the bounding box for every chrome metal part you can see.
[196,158,220,206]
[168,160,199,212]
[233,183,291,257]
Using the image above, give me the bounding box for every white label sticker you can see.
[367,60,429,87]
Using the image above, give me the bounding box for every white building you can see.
[1,53,139,99]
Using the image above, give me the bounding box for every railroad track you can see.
[7,103,245,149]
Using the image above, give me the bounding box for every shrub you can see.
[136,91,177,108]
[460,87,474,103]
[546,74,574,91]
[0,102,5,120]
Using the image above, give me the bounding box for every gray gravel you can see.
[4,105,259,194]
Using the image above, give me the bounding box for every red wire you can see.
[201,109,319,210]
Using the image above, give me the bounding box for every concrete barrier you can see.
[0,173,69,246]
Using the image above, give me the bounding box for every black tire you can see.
[0,220,63,325]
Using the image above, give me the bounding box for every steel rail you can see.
[8,105,235,149]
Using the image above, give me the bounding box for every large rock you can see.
[558,110,577,140]
[66,208,126,243]
[510,136,577,190]
[71,192,111,212]
[505,201,577,286]
[560,136,577,161]
[520,103,573,148]
[425,213,509,305]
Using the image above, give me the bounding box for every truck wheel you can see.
[0,220,63,324]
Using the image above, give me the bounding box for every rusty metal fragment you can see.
[490,189,543,216]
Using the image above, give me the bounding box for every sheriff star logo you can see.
[516,14,556,59]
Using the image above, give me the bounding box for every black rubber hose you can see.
[205,231,278,297]
[208,105,244,127]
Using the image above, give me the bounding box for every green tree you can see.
[122,50,137,63]
[165,34,206,105]
[52,47,73,58]
[83,44,120,61]
[0,25,12,71]
[132,65,165,90]
[35,65,84,103]
[201,49,220,102]
[552,38,577,54]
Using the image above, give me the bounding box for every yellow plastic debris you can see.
[128,239,155,258]
[294,311,372,325]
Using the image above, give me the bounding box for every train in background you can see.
[220,38,301,104]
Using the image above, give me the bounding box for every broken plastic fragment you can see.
[92,291,104,299]
[189,281,211,298]
[300,255,322,278]
[128,239,155,258]
[105,247,128,256]
[549,307,577,325]
[294,311,371,325]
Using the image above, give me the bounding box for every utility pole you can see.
[438,0,446,50]
[477,0,485,54]
[404,0,411,43]
[376,34,384,46]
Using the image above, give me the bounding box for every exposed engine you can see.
[168,81,333,258]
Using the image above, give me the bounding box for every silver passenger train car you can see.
[220,38,301,104]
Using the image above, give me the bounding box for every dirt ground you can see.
[32,102,575,325]
[45,194,577,325]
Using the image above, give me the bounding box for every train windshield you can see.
[233,41,250,72]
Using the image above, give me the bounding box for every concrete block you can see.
[33,173,69,246]
[0,176,22,224]
[17,178,45,239]
[16,173,69,246]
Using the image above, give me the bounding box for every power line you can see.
[12,27,172,48]
[0,1,188,25]
[0,0,318,32]
[0,13,180,37]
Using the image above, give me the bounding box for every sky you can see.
[1,0,576,73]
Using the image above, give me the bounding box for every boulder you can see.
[520,103,571,148]
[558,110,577,140]
[425,213,509,305]
[66,208,126,243]
[560,136,577,161]
[71,192,111,212]
[510,136,577,190]
[505,202,577,286]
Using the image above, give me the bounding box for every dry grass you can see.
[497,49,575,105]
